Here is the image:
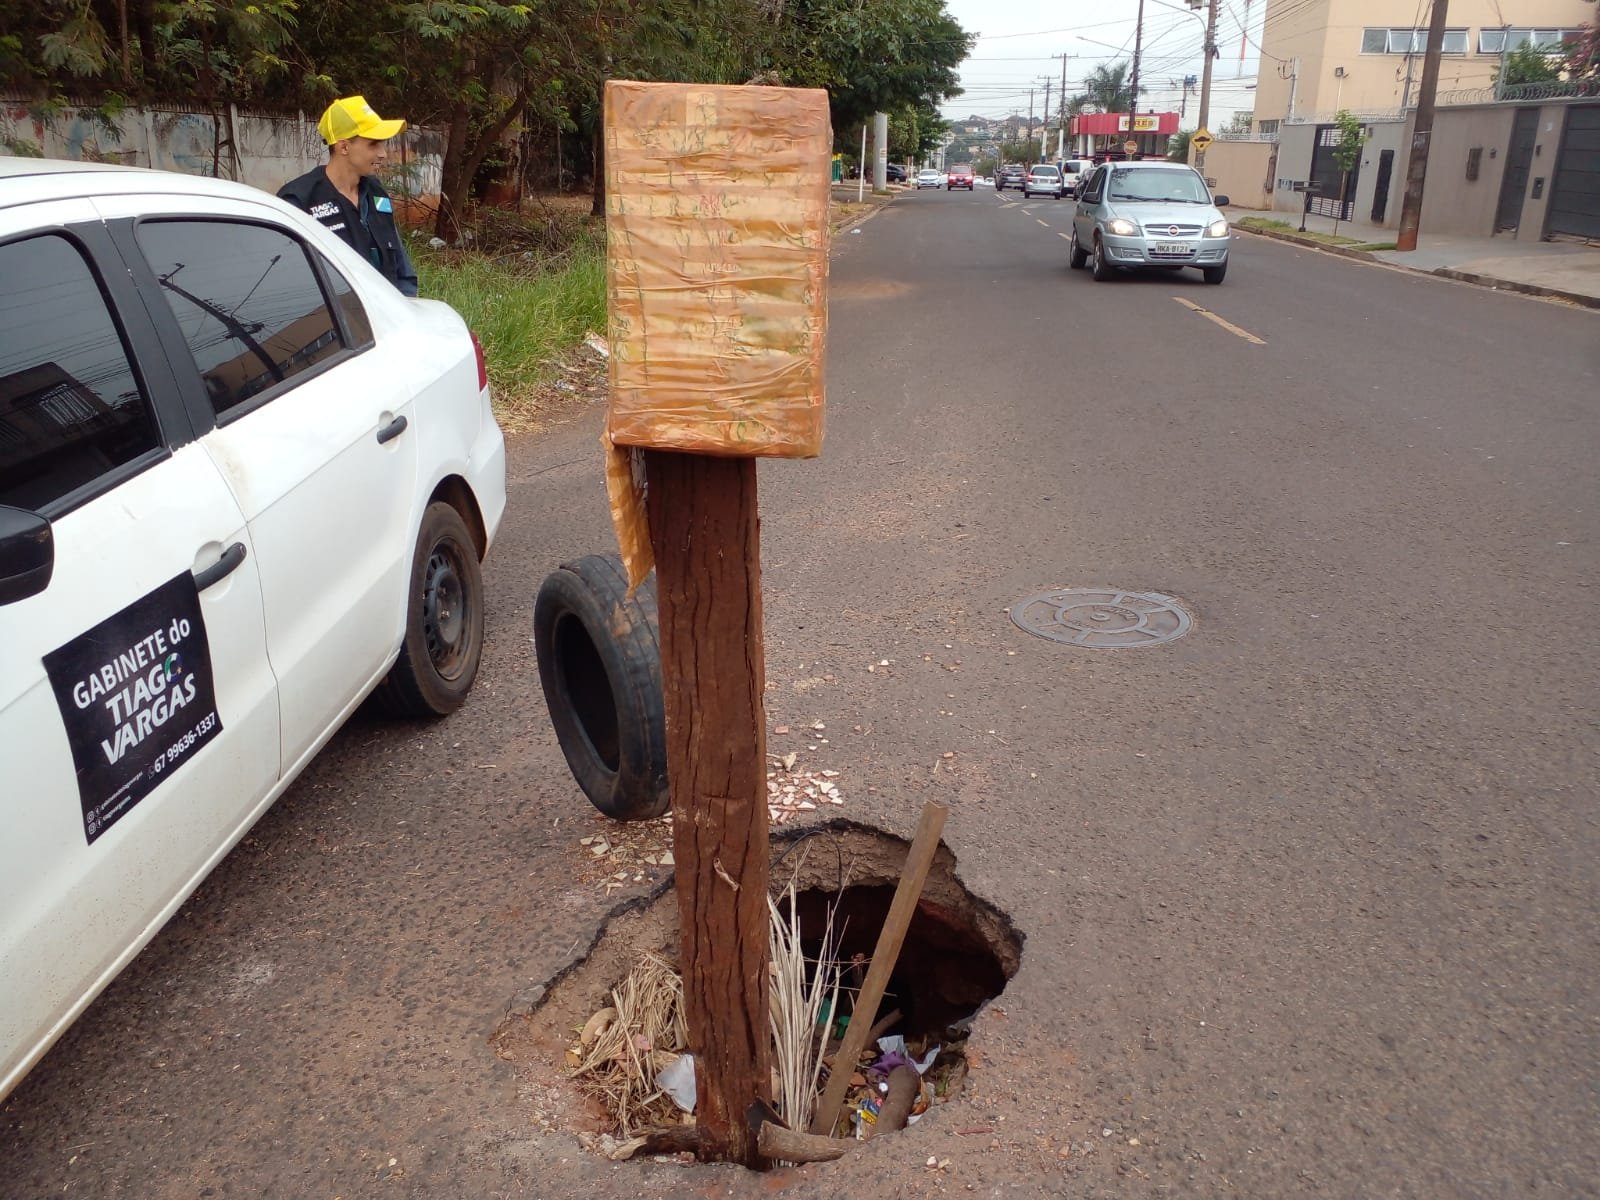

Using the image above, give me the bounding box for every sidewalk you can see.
[1229,207,1600,310]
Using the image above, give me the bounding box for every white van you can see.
[1058,159,1093,198]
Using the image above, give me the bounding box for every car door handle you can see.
[376,415,409,445]
[194,541,247,591]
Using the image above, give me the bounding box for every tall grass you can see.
[416,239,607,428]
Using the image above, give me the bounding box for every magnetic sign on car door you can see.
[42,573,223,845]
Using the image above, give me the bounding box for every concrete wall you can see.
[0,100,442,211]
[1509,103,1580,239]
[1348,118,1409,227]
[1269,122,1318,215]
[1192,139,1276,210]
[1412,105,1517,235]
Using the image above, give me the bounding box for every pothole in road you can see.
[493,820,1023,1152]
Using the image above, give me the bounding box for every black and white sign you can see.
[43,572,223,844]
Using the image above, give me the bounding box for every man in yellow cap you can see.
[279,96,418,296]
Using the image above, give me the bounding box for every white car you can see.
[914,169,944,189]
[0,158,507,1098]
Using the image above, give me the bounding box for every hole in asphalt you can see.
[493,820,1024,1147]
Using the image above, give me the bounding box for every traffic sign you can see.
[1123,139,1139,155]
[1191,129,1214,152]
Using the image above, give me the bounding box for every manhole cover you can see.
[1009,588,1192,648]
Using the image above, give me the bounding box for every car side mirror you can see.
[1212,194,1230,208]
[0,505,53,605]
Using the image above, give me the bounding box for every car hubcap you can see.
[422,544,468,676]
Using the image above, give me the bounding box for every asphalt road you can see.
[3,186,1597,1199]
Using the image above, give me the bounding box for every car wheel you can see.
[533,553,669,821]
[1091,235,1114,281]
[1068,227,1088,269]
[1203,262,1228,285]
[374,500,485,717]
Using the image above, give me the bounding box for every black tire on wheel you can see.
[1068,228,1088,269]
[1203,262,1228,285]
[374,500,485,718]
[1091,236,1115,281]
[533,553,668,821]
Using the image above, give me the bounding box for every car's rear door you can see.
[98,200,422,773]
[0,207,280,1097]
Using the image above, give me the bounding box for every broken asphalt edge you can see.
[1231,223,1600,311]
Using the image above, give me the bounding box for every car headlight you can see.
[1107,218,1137,236]
[1205,218,1229,238]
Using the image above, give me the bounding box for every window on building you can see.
[1257,119,1281,138]
[1364,27,1468,54]
[136,221,349,419]
[1479,27,1586,54]
[0,234,160,513]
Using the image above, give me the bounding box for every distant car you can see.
[946,164,975,190]
[1068,160,1232,284]
[885,163,908,184]
[1058,159,1092,198]
[995,165,1027,191]
[1023,164,1063,199]
[0,157,506,1099]
[915,169,943,189]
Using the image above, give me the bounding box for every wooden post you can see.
[811,800,948,1136]
[644,450,771,1168]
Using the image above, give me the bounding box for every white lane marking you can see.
[1037,219,1050,227]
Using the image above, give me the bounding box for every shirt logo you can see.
[309,201,339,219]
[374,197,393,214]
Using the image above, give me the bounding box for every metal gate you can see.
[1495,108,1540,233]
[1547,104,1600,240]
[1308,124,1359,220]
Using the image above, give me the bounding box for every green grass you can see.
[416,240,607,430]
[1235,216,1364,247]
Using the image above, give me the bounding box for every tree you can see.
[1072,62,1131,114]
[1564,2,1599,78]
[1167,129,1192,161]
[1495,42,1563,88]
[1330,108,1365,236]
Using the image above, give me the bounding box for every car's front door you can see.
[1074,166,1107,243]
[108,206,421,772]
[0,215,280,1096]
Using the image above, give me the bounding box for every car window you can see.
[135,220,348,419]
[1032,166,1059,177]
[1107,167,1210,204]
[0,233,161,513]
[321,254,374,350]
[1083,168,1107,202]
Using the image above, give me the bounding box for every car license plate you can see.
[1154,242,1192,255]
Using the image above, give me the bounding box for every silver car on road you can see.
[1068,161,1232,285]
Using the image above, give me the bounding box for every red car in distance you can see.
[946,163,975,190]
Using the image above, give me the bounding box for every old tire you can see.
[1203,262,1228,285]
[1091,236,1115,281]
[1068,227,1088,269]
[374,501,485,718]
[534,553,668,821]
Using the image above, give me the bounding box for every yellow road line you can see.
[1173,296,1266,345]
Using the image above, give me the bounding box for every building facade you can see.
[1252,0,1593,133]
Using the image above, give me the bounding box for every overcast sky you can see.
[939,0,1268,131]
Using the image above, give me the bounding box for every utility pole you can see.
[1027,89,1035,152]
[1396,0,1449,251]
[1195,0,1219,175]
[1041,80,1052,158]
[1128,0,1146,144]
[1058,53,1070,158]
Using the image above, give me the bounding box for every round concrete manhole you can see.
[1010,587,1192,648]
[493,821,1022,1155]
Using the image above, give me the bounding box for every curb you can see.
[1231,223,1379,263]
[1232,224,1599,311]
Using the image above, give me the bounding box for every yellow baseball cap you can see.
[317,95,406,145]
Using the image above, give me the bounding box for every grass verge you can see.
[416,238,607,433]
[1236,216,1364,247]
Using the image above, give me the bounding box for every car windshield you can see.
[1107,167,1209,203]
[1031,167,1058,177]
